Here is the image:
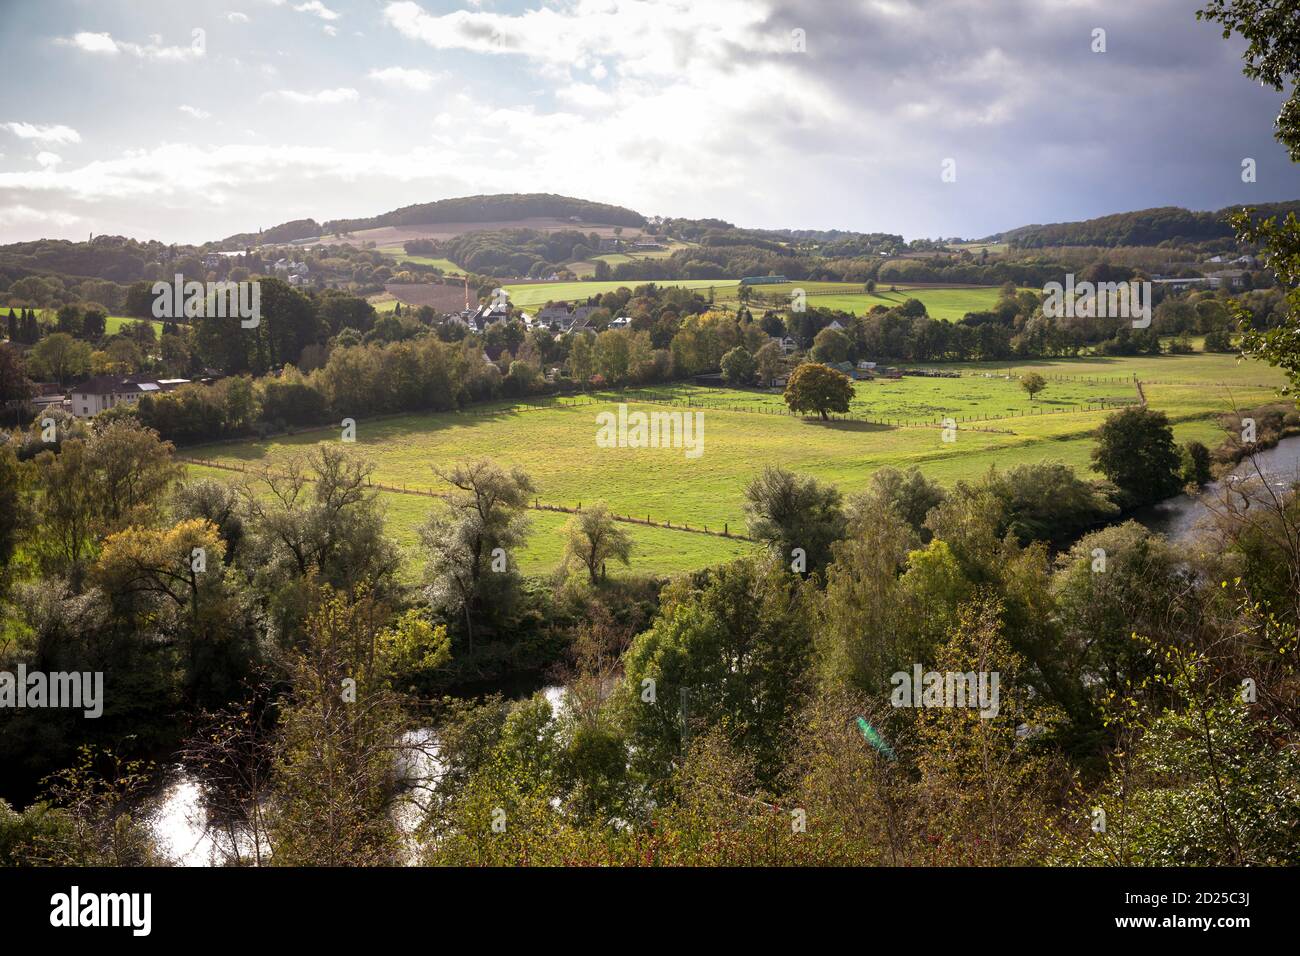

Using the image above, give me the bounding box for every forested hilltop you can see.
[999,200,1300,250]
[216,194,648,249]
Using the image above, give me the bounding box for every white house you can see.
[70,376,161,418]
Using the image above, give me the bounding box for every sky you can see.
[0,0,1297,245]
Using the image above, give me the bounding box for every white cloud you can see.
[228,12,250,23]
[323,25,338,36]
[179,105,212,120]
[56,30,205,61]
[0,204,80,229]
[265,87,359,105]
[62,31,119,54]
[2,122,82,145]
[294,2,340,21]
[35,152,63,168]
[556,83,615,110]
[367,67,441,91]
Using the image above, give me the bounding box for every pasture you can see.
[182,352,1287,578]
[106,315,165,335]
[498,278,1014,321]
[502,279,740,308]
[717,282,1019,320]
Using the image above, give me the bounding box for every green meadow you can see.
[106,315,165,335]
[377,244,463,275]
[719,282,1022,320]
[502,279,739,308]
[182,352,1286,578]
[499,278,1013,321]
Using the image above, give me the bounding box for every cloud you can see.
[60,31,119,55]
[555,83,615,110]
[178,105,212,120]
[294,2,340,21]
[227,12,250,23]
[56,30,205,61]
[367,67,441,91]
[2,122,81,145]
[6,0,1300,245]
[265,87,359,105]
[0,204,80,229]
[323,25,338,36]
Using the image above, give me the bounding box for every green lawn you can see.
[377,244,463,275]
[502,279,741,308]
[182,353,1287,578]
[719,283,1021,321]
[106,315,166,335]
[181,461,756,581]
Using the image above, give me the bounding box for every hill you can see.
[997,200,1300,249]
[218,194,646,249]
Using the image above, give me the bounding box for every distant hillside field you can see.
[501,278,1012,320]
[182,352,1285,578]
[308,218,651,251]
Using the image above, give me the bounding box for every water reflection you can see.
[1134,435,1300,543]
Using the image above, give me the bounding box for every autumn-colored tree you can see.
[1020,371,1047,401]
[783,362,853,420]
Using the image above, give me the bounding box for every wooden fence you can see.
[175,456,757,544]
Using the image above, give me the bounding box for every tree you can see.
[1197,3,1300,400]
[754,340,783,387]
[719,346,756,386]
[783,362,853,420]
[1203,327,1235,352]
[1090,406,1184,507]
[616,557,812,786]
[561,501,632,585]
[269,588,408,866]
[811,327,850,364]
[241,445,400,601]
[0,443,28,570]
[849,465,946,543]
[1181,439,1213,487]
[420,458,534,650]
[1020,372,1047,401]
[743,464,847,573]
[0,343,33,404]
[567,333,595,386]
[31,333,92,385]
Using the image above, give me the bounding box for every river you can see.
[148,684,568,866]
[1132,434,1300,543]
[150,441,1300,864]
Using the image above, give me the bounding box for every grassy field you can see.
[377,244,463,275]
[182,352,1287,578]
[502,279,740,308]
[719,282,1019,321]
[500,278,1010,320]
[106,315,166,335]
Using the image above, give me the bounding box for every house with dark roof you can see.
[70,375,163,418]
